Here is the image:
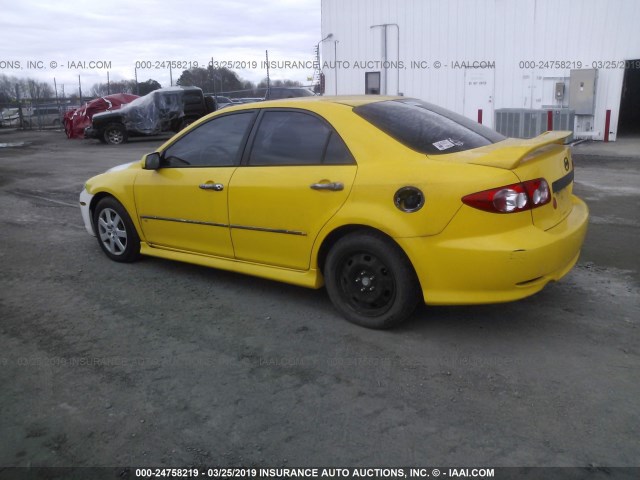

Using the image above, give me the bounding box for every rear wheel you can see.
[93,197,141,262]
[103,123,128,145]
[324,231,421,329]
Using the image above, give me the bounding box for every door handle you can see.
[199,183,224,191]
[310,182,344,191]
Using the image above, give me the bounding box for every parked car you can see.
[64,93,139,139]
[79,96,588,329]
[24,105,63,128]
[85,86,215,144]
[232,98,264,104]
[212,96,235,109]
[0,108,20,127]
[1,106,64,128]
[264,87,315,99]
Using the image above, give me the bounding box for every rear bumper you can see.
[398,195,589,305]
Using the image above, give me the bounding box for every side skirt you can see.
[139,243,324,289]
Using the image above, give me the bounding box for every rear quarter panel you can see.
[306,104,521,239]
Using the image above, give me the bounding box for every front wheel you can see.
[93,197,141,262]
[324,231,421,329]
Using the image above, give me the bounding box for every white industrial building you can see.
[320,0,640,141]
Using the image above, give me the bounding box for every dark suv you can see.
[85,86,215,144]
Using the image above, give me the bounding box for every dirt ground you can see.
[0,129,638,470]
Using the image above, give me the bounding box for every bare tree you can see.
[256,78,302,89]
[177,67,254,94]
[138,79,162,96]
[0,74,27,102]
[25,79,53,100]
[0,74,18,100]
[90,80,138,97]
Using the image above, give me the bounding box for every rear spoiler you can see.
[469,131,572,170]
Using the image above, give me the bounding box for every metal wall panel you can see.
[321,0,640,140]
[569,69,597,115]
[495,108,575,139]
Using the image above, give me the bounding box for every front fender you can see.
[84,167,144,240]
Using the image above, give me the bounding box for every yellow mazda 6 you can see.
[80,96,588,329]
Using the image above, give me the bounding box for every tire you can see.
[103,123,128,145]
[324,231,421,329]
[93,197,141,263]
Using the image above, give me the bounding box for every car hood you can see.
[106,161,138,173]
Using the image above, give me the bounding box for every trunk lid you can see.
[444,131,575,230]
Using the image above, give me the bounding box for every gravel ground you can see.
[0,129,638,472]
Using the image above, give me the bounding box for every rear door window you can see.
[248,110,354,166]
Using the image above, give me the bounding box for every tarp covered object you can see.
[92,87,194,136]
[64,94,138,139]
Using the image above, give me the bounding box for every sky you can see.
[0,0,321,95]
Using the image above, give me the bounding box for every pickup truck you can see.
[85,86,215,144]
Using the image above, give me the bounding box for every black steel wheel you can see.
[324,231,421,329]
[93,197,141,263]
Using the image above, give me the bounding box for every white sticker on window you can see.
[433,138,464,151]
[432,139,456,151]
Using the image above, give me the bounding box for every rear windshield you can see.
[353,99,505,155]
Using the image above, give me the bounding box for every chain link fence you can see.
[1,98,84,130]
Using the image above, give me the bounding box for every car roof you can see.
[218,95,403,113]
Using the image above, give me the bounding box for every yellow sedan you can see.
[80,96,588,329]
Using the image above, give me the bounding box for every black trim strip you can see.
[140,215,306,236]
[229,224,307,236]
[140,215,227,228]
[552,170,574,193]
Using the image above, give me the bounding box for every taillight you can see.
[462,178,551,213]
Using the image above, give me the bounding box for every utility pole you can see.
[265,50,270,99]
[315,33,333,94]
[15,84,24,129]
[334,40,339,95]
[54,77,60,126]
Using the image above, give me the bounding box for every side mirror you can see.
[143,152,161,170]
